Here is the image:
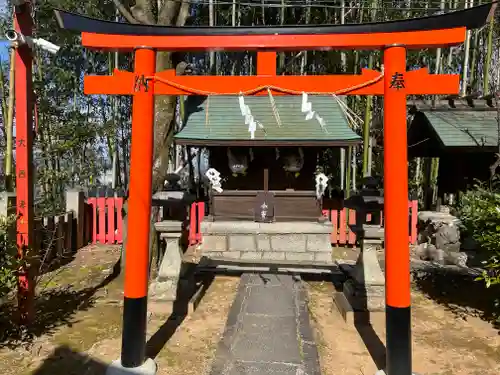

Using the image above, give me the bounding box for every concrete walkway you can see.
[210,273,321,375]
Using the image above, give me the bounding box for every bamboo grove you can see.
[0,0,498,213]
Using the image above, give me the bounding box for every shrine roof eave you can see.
[174,139,362,147]
[54,3,495,51]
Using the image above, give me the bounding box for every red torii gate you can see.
[53,4,494,375]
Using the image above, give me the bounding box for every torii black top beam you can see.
[54,2,496,36]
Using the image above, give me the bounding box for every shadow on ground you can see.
[146,270,214,359]
[0,259,122,350]
[31,345,108,375]
[412,266,500,329]
[325,272,386,371]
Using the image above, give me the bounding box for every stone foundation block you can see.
[271,234,306,252]
[256,234,272,251]
[202,235,227,252]
[229,235,256,251]
[306,234,332,252]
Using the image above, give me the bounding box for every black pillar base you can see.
[121,296,148,368]
[386,305,412,375]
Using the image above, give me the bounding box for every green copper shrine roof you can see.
[422,110,499,147]
[174,95,361,146]
[408,99,499,148]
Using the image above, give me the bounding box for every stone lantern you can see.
[149,173,196,303]
[334,176,385,322]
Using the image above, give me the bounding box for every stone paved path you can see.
[210,273,321,375]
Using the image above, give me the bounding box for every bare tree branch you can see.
[111,0,140,24]
[175,0,190,26]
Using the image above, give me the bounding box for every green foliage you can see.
[0,215,20,299]
[457,184,500,288]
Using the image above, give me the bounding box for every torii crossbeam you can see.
[54,3,495,375]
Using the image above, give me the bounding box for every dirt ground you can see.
[306,280,500,375]
[0,245,239,375]
[1,245,499,375]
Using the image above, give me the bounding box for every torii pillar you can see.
[383,45,412,375]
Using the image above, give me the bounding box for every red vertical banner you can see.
[14,5,35,324]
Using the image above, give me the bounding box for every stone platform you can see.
[200,221,334,264]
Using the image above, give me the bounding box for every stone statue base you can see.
[334,237,386,324]
[149,227,183,303]
[343,278,385,312]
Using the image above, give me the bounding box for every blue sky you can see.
[0,42,8,62]
[0,0,8,62]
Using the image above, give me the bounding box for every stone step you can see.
[201,233,332,253]
[199,256,343,271]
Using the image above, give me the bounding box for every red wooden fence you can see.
[86,198,418,247]
[87,197,124,245]
[321,199,418,246]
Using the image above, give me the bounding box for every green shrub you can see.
[457,185,500,288]
[0,215,19,299]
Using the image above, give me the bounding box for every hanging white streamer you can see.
[301,92,315,120]
[302,92,327,131]
[205,168,223,193]
[239,94,263,139]
[315,173,329,200]
[268,88,282,127]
